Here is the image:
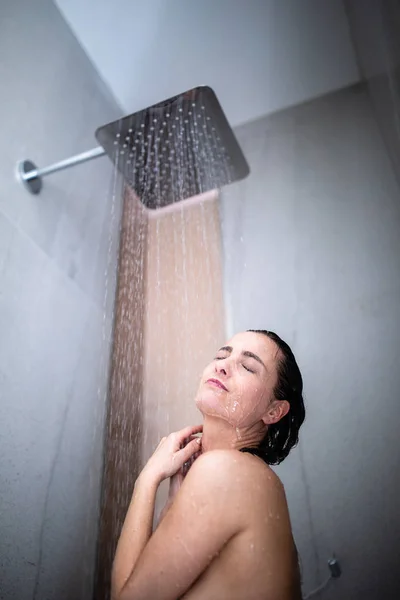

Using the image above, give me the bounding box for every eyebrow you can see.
[217,346,267,370]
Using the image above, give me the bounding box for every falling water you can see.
[86,139,126,598]
[90,88,243,598]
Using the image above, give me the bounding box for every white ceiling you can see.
[55,0,360,127]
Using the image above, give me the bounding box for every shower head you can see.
[17,86,249,209]
[95,86,249,209]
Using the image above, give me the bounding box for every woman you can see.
[111,329,305,600]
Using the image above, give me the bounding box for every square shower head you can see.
[95,86,249,210]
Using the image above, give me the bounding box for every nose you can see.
[215,358,229,376]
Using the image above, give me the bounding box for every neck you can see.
[200,415,267,453]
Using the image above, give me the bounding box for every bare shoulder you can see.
[181,449,243,490]
[184,449,286,504]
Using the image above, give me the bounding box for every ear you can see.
[262,400,290,425]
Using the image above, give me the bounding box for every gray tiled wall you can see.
[220,85,400,599]
[0,1,123,598]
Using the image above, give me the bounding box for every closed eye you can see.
[243,364,255,373]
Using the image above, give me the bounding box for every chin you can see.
[195,390,227,418]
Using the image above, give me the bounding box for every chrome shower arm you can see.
[23,146,106,180]
[17,146,106,194]
[16,86,250,204]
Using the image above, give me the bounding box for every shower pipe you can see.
[17,147,106,195]
[15,85,250,210]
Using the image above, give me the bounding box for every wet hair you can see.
[240,330,305,465]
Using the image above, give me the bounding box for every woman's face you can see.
[195,331,281,429]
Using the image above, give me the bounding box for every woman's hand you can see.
[169,435,201,496]
[157,433,202,526]
[143,424,203,485]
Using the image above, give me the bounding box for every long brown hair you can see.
[241,330,306,465]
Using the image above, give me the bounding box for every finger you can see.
[180,436,191,450]
[178,437,202,465]
[182,448,201,476]
[155,436,167,450]
[181,434,200,450]
[177,424,203,442]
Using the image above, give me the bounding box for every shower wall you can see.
[345,0,400,180]
[220,83,400,599]
[0,1,121,599]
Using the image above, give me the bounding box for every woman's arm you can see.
[156,436,201,529]
[156,468,185,528]
[115,450,244,600]
[111,426,203,600]
[111,470,159,599]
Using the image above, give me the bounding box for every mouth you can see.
[206,378,228,392]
